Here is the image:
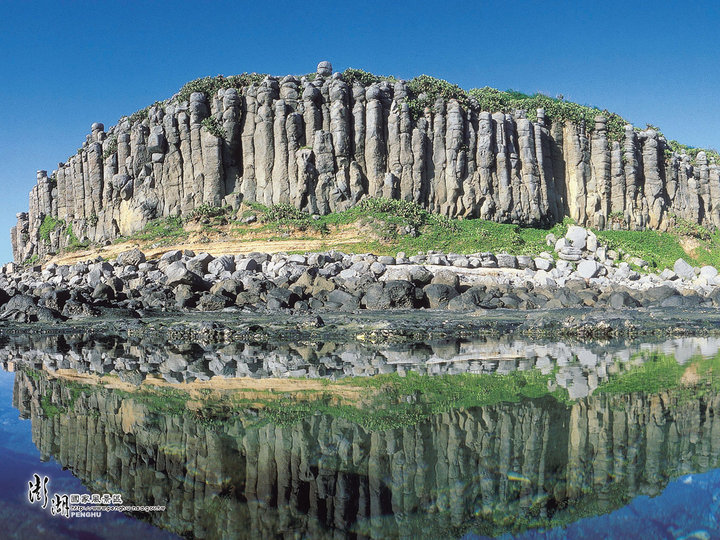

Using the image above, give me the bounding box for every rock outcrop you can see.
[11,62,718,263]
[12,366,720,538]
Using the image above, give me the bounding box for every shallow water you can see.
[2,333,720,539]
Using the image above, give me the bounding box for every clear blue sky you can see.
[1,0,719,263]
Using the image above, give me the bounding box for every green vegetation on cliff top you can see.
[170,67,716,157]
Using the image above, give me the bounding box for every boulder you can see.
[423,283,459,309]
[674,258,695,280]
[496,253,517,268]
[116,248,146,267]
[197,293,231,311]
[576,260,600,279]
[164,261,205,289]
[566,225,588,250]
[609,291,640,309]
[431,269,459,288]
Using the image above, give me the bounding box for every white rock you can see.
[566,225,588,250]
[674,258,695,280]
[586,231,598,252]
[534,258,553,271]
[577,259,600,279]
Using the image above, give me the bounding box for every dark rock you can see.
[187,253,215,275]
[431,269,459,288]
[499,294,520,309]
[266,287,299,309]
[174,285,197,308]
[327,289,360,310]
[62,301,99,319]
[235,291,261,307]
[41,289,70,311]
[92,283,115,301]
[4,294,37,312]
[197,293,231,311]
[608,291,640,309]
[641,285,679,305]
[164,261,205,289]
[384,280,417,308]
[424,283,459,309]
[210,279,243,299]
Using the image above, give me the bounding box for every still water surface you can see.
[1,334,719,539]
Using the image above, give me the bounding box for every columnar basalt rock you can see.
[12,365,720,539]
[12,62,720,263]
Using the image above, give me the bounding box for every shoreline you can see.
[2,225,720,340]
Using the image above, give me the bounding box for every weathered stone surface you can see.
[13,64,720,264]
[577,259,600,279]
[674,258,695,281]
[116,248,146,267]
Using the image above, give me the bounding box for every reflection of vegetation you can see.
[31,369,93,418]
[597,350,720,401]
[19,353,720,539]
[24,350,720,431]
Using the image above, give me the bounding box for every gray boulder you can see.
[673,258,695,280]
[566,226,588,250]
[577,260,600,279]
[164,261,204,289]
[116,248,146,267]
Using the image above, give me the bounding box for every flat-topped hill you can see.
[12,61,720,265]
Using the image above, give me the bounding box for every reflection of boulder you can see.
[4,334,720,398]
[12,369,720,539]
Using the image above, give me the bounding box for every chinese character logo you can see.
[51,494,69,518]
[28,474,49,509]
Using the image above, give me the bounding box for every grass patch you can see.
[39,215,65,244]
[65,222,90,252]
[596,226,720,271]
[24,254,40,266]
[118,215,188,245]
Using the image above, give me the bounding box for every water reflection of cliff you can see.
[13,369,720,539]
[3,334,720,399]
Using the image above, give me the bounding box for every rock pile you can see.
[1,228,719,322]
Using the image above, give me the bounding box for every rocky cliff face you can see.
[11,62,718,263]
[13,370,720,538]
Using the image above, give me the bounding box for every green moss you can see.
[40,394,63,418]
[341,68,395,87]
[102,136,118,160]
[189,204,231,220]
[260,369,571,431]
[201,116,226,139]
[65,222,90,251]
[595,352,687,396]
[120,215,187,244]
[469,87,628,141]
[24,254,40,266]
[176,73,267,103]
[125,105,151,126]
[667,139,720,165]
[39,215,65,244]
[595,228,720,271]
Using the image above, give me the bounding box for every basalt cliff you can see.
[11,61,719,263]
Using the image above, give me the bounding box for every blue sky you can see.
[1,0,719,263]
